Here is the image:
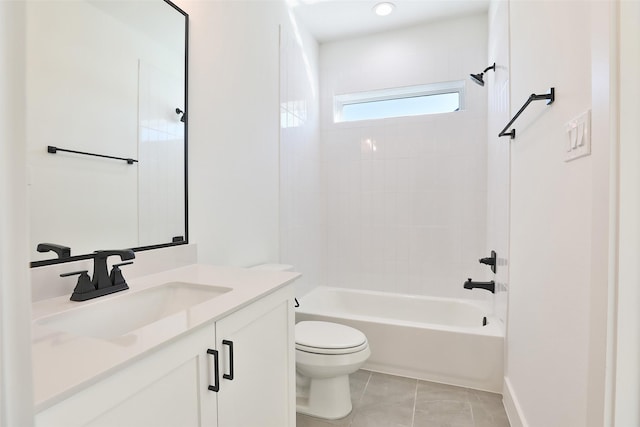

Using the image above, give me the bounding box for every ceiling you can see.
[290,0,490,43]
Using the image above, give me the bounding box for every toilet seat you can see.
[295,321,368,355]
[296,341,368,355]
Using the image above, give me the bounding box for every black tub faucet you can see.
[464,278,495,294]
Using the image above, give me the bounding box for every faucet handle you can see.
[478,250,497,273]
[60,270,88,277]
[61,270,95,299]
[113,261,134,268]
[109,261,133,288]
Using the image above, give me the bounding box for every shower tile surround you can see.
[320,14,490,301]
[296,370,510,427]
[486,0,511,325]
[279,18,325,298]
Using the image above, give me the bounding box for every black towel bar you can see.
[47,145,138,164]
[499,88,555,139]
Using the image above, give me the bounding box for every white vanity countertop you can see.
[31,264,300,412]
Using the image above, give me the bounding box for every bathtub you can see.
[295,287,504,393]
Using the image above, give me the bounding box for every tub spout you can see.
[464,278,495,294]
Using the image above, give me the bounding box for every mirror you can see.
[27,0,188,266]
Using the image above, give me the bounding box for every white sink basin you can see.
[36,282,231,339]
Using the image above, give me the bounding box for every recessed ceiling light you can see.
[373,2,395,17]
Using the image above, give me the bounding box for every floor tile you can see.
[350,372,417,427]
[350,369,371,407]
[296,370,510,427]
[415,381,472,406]
[413,400,474,427]
[469,389,511,427]
[297,413,350,427]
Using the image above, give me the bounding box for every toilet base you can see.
[296,374,353,420]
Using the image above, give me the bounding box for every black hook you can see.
[176,107,186,123]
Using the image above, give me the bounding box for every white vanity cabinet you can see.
[215,291,294,426]
[35,286,295,427]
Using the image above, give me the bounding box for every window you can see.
[334,80,465,123]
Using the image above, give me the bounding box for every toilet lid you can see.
[295,321,367,354]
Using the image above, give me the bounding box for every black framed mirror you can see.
[27,0,188,267]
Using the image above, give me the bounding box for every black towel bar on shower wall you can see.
[498,87,555,139]
[47,145,138,164]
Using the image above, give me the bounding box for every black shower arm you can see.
[482,64,496,73]
[498,87,555,139]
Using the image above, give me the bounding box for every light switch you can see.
[565,110,591,162]
[577,122,585,146]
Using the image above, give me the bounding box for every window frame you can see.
[333,80,466,123]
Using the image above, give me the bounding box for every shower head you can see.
[470,63,496,86]
[470,73,485,86]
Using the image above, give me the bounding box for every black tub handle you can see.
[223,340,234,380]
[207,349,220,392]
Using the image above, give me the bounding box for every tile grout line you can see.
[468,389,476,427]
[349,371,372,427]
[410,379,418,427]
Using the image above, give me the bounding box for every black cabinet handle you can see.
[222,340,234,380]
[207,349,220,392]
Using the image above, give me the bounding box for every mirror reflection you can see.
[27,0,187,265]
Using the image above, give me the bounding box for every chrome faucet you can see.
[61,249,135,301]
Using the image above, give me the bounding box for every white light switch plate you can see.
[565,110,591,162]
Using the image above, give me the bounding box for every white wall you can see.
[177,0,285,267]
[486,1,510,326]
[505,1,609,426]
[320,14,490,300]
[279,12,324,296]
[615,1,640,424]
[0,1,34,425]
[586,2,617,425]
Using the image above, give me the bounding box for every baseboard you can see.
[503,377,528,427]
[364,363,502,394]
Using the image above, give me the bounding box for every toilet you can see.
[295,321,370,419]
[249,263,371,420]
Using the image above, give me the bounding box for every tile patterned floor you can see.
[297,370,511,427]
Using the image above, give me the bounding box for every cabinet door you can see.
[36,325,218,427]
[215,288,295,427]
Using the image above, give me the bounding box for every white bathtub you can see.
[295,287,504,393]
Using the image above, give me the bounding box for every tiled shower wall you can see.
[279,15,326,297]
[486,0,510,324]
[321,14,490,300]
